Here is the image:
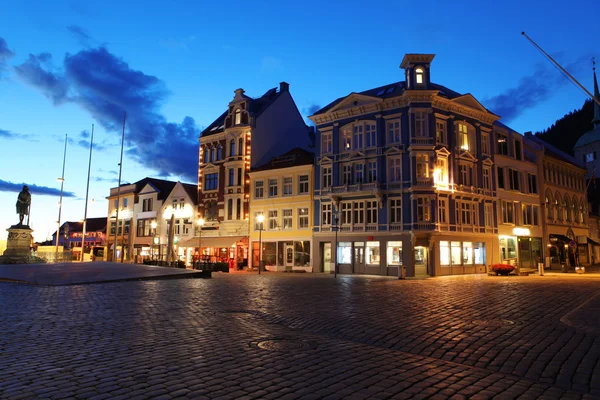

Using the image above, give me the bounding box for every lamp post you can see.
[333,211,339,279]
[197,217,205,268]
[151,220,157,261]
[256,214,265,274]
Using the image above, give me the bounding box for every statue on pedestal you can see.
[16,185,31,226]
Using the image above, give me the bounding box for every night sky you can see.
[1,0,598,241]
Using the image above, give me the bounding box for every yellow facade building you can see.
[248,148,314,272]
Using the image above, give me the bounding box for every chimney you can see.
[279,82,289,92]
[524,131,533,137]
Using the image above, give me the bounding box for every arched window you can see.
[236,198,241,220]
[545,190,554,220]
[555,192,562,221]
[230,139,236,156]
[580,197,586,224]
[238,138,244,156]
[415,67,424,84]
[564,196,571,222]
[210,146,215,162]
[234,109,241,125]
[572,196,578,223]
[217,145,223,160]
[203,147,209,163]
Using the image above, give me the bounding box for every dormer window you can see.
[415,67,424,84]
[234,109,241,125]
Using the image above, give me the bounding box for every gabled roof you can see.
[574,125,600,148]
[251,148,314,172]
[60,217,107,234]
[526,133,585,169]
[201,86,282,138]
[311,81,464,117]
[110,178,191,201]
[181,182,199,205]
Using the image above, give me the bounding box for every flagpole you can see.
[55,134,68,262]
[112,112,126,262]
[81,124,94,262]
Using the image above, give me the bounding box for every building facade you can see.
[493,124,544,272]
[196,83,314,266]
[310,54,502,277]
[248,148,314,272]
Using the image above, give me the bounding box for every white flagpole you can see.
[81,124,94,261]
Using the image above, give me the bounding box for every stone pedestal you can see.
[4,225,33,257]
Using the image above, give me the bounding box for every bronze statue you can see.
[16,185,31,225]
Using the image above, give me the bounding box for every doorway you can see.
[285,244,294,271]
[323,243,332,273]
[414,246,427,275]
[354,242,365,274]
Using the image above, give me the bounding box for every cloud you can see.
[0,128,31,140]
[0,179,76,197]
[97,168,118,175]
[67,25,92,46]
[260,56,282,72]
[483,53,592,122]
[65,129,107,151]
[93,176,119,183]
[0,37,15,78]
[15,46,199,181]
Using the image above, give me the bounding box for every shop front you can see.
[499,234,543,271]
[251,240,312,272]
[179,236,248,268]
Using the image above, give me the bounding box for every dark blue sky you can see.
[1,0,598,240]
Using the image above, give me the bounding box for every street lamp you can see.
[333,211,339,279]
[256,214,265,274]
[197,217,205,268]
[151,220,157,261]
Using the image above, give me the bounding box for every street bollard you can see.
[398,265,406,280]
[538,262,544,276]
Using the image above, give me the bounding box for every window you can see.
[528,174,537,194]
[483,168,491,190]
[388,120,401,144]
[365,123,376,148]
[366,200,378,224]
[341,202,352,225]
[338,242,352,264]
[142,198,153,212]
[234,109,241,125]
[451,241,461,265]
[205,201,218,221]
[416,197,430,222]
[228,168,235,186]
[355,163,364,184]
[522,204,533,225]
[438,199,447,224]
[254,212,264,230]
[268,179,278,197]
[367,161,377,183]
[204,173,218,190]
[230,139,235,156]
[497,167,505,189]
[217,145,223,160]
[322,132,332,154]
[366,241,380,264]
[321,203,332,226]
[322,166,332,188]
[586,152,596,162]
[227,198,233,220]
[434,157,448,188]
[174,219,181,235]
[123,198,129,208]
[342,164,352,185]
[388,157,402,182]
[298,208,309,229]
[268,210,278,230]
[353,201,364,225]
[237,168,242,186]
[416,154,429,178]
[533,205,539,226]
[461,202,472,225]
[415,67,424,84]
[210,147,215,162]
[341,127,351,150]
[496,133,508,155]
[283,209,293,229]
[514,140,522,160]
[440,241,450,266]
[415,112,427,137]
[508,169,520,191]
[353,124,364,149]
[459,164,472,186]
[298,175,309,194]
[203,148,209,163]
[390,199,402,224]
[501,200,515,224]
[463,242,473,265]
[283,177,293,196]
[254,180,264,199]
[387,241,403,265]
[484,203,493,227]
[481,133,489,154]
[136,219,153,237]
[238,138,244,156]
[458,123,469,150]
[435,120,446,144]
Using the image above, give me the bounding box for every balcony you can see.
[411,222,436,231]
[415,177,434,187]
[411,137,434,146]
[316,182,382,197]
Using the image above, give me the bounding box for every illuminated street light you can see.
[256,214,265,274]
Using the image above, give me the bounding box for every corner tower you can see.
[400,54,435,90]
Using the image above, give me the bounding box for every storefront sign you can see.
[512,227,530,236]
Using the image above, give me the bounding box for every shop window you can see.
[294,241,311,266]
[462,242,473,265]
[337,242,352,264]
[263,242,276,266]
[474,243,485,264]
[500,236,517,261]
[440,241,450,266]
[387,241,403,265]
[366,241,380,265]
[451,241,461,265]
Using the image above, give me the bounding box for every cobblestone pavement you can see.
[1,273,599,399]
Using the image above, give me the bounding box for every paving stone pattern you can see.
[1,274,599,399]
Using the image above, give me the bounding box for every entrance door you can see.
[285,245,294,271]
[519,239,533,270]
[323,243,332,273]
[354,242,365,274]
[414,247,427,275]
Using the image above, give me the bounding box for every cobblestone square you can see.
[1,272,599,399]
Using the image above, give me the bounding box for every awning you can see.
[587,237,600,246]
[549,234,573,243]
[178,236,246,248]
